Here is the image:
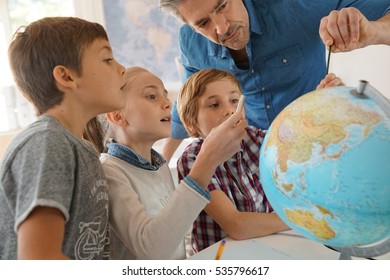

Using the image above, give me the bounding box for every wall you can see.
[0,132,15,160]
[330,45,390,98]
[102,0,182,86]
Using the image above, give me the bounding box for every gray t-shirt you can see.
[0,116,110,259]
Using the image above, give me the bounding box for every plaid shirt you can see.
[177,126,272,252]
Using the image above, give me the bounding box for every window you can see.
[0,0,104,133]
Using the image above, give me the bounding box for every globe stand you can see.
[326,238,390,260]
[350,80,390,118]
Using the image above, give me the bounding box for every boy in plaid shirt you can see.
[176,69,290,252]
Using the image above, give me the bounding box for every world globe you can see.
[259,82,390,252]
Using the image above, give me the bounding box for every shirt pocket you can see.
[263,44,303,68]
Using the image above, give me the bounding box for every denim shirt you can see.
[171,0,390,138]
[107,142,165,171]
[107,142,211,200]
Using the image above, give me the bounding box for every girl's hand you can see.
[189,112,247,188]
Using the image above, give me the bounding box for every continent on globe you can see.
[265,91,381,173]
[285,209,335,240]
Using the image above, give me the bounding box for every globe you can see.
[259,82,390,250]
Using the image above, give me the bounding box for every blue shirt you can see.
[170,0,390,138]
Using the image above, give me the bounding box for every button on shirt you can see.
[170,0,390,138]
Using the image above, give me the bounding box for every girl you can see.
[87,67,247,259]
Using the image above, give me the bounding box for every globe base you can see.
[326,238,390,260]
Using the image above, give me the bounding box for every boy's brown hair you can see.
[8,17,108,115]
[178,68,242,137]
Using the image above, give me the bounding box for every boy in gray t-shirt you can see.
[0,17,126,259]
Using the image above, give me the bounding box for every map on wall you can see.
[103,0,183,84]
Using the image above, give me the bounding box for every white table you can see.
[188,230,390,260]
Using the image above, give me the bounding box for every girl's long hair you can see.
[84,116,105,153]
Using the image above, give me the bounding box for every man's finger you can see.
[347,8,362,44]
[336,8,351,47]
[319,17,333,46]
[326,10,346,49]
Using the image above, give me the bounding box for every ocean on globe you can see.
[260,85,390,248]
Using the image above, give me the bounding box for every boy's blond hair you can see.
[8,17,108,115]
[178,68,242,138]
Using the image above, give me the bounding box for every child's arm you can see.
[204,190,289,240]
[316,73,345,89]
[104,113,247,259]
[104,162,207,260]
[17,206,69,259]
[177,119,288,241]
